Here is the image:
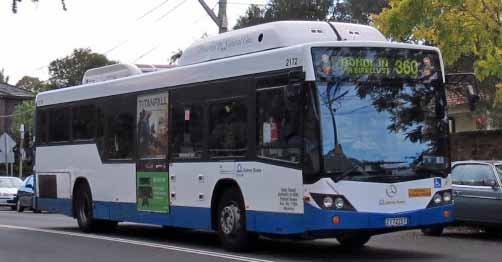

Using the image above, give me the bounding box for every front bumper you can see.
[0,197,16,206]
[305,203,454,233]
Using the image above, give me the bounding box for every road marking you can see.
[0,224,274,262]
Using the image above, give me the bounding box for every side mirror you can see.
[26,184,33,189]
[445,73,480,111]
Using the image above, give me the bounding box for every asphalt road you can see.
[1,207,502,262]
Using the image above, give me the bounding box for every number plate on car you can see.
[385,217,408,227]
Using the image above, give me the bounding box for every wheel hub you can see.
[220,204,240,235]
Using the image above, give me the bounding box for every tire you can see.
[16,199,24,213]
[337,233,371,249]
[10,205,17,211]
[216,188,256,251]
[75,184,99,233]
[484,227,502,235]
[421,225,444,236]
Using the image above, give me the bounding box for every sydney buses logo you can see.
[386,185,398,198]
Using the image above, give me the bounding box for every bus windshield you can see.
[312,47,449,181]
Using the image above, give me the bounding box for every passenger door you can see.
[452,164,502,223]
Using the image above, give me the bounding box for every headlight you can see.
[442,191,452,202]
[335,197,345,209]
[323,196,333,208]
[433,193,442,204]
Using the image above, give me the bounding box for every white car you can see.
[0,176,23,210]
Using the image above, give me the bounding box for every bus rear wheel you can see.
[337,233,371,249]
[75,185,96,233]
[216,188,256,251]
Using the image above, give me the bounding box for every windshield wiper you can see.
[413,166,448,178]
[332,164,371,182]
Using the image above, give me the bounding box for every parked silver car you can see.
[452,161,502,230]
[0,176,23,210]
[423,160,502,236]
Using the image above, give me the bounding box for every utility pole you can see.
[198,0,228,33]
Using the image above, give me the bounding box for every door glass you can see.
[452,165,467,185]
[456,164,496,186]
[257,87,301,163]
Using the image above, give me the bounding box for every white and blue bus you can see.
[34,21,453,250]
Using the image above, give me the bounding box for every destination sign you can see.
[312,47,441,81]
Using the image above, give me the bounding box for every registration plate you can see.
[385,217,408,227]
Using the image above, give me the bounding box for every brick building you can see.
[0,83,35,134]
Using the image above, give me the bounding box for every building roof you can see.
[0,82,35,99]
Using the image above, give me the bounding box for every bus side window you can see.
[208,100,248,158]
[37,110,48,145]
[102,95,135,160]
[171,103,204,159]
[256,87,301,163]
[72,104,96,141]
[48,108,70,143]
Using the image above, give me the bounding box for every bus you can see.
[34,21,454,251]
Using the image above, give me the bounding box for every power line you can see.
[155,0,190,22]
[133,45,161,63]
[136,0,171,21]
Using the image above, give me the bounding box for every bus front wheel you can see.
[216,188,256,251]
[337,233,371,249]
[421,225,444,236]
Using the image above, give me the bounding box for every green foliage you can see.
[234,0,334,29]
[373,0,502,81]
[15,76,54,93]
[10,100,35,138]
[0,68,10,84]
[331,0,389,25]
[48,48,116,88]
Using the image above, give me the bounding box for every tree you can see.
[373,0,502,81]
[11,0,66,13]
[234,0,334,29]
[48,48,116,88]
[373,0,502,127]
[15,76,54,93]
[0,68,10,84]
[330,0,389,25]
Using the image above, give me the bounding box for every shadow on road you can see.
[442,227,502,243]
[46,224,444,261]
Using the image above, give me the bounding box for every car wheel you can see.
[337,233,371,249]
[421,225,444,236]
[10,205,16,211]
[217,188,256,251]
[16,199,24,212]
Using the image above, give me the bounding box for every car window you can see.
[0,177,23,188]
[26,176,34,187]
[452,164,496,186]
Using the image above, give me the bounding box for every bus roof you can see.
[36,22,442,107]
[178,21,387,66]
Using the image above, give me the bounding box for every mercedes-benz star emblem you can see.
[386,185,398,198]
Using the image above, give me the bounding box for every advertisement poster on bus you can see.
[136,92,169,213]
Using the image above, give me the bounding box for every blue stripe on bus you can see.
[37,198,454,234]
